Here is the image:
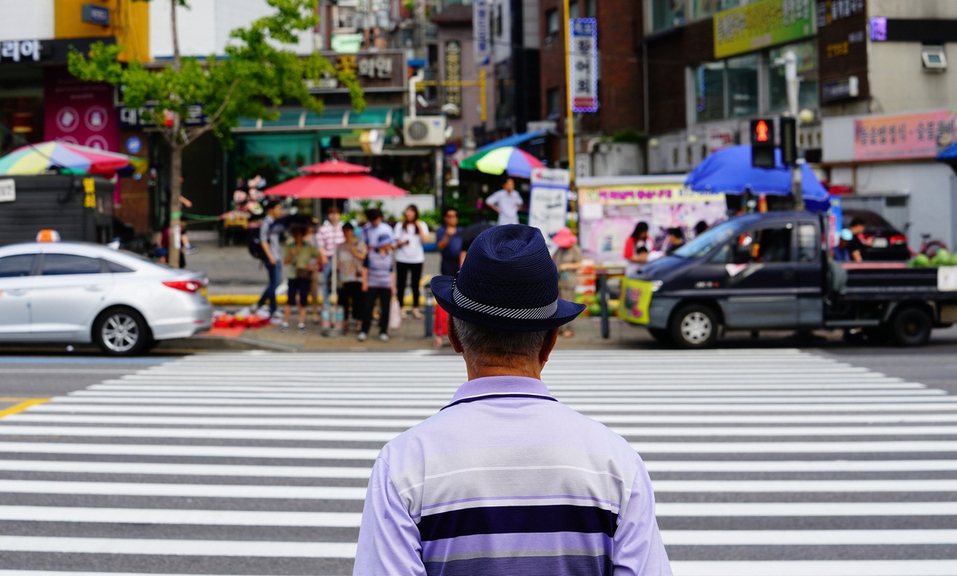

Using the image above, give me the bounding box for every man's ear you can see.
[539,328,559,365]
[448,317,464,354]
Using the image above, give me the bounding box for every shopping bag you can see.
[389,297,402,330]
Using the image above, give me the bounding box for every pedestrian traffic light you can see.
[750,118,776,168]
[780,116,798,166]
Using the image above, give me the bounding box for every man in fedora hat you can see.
[354,225,671,575]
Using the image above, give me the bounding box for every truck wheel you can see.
[647,328,673,346]
[890,306,933,347]
[670,304,719,349]
[94,307,150,356]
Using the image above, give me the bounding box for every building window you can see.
[570,1,579,19]
[546,87,561,119]
[727,54,759,118]
[545,8,560,42]
[769,42,819,114]
[651,0,687,32]
[691,0,744,20]
[586,0,597,17]
[694,62,725,122]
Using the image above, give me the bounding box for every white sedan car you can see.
[0,241,212,354]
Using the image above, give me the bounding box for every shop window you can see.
[651,0,687,32]
[769,42,819,114]
[694,62,725,122]
[727,54,759,118]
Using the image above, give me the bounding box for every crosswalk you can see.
[0,349,956,575]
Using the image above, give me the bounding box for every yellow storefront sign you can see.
[619,278,654,325]
[713,0,814,59]
[579,183,723,206]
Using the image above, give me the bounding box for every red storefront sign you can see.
[44,68,119,152]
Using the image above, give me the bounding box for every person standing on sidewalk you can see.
[485,177,524,225]
[394,204,430,320]
[552,227,582,338]
[336,222,367,335]
[281,226,319,332]
[255,200,284,322]
[359,227,396,342]
[316,205,345,329]
[433,207,462,347]
[354,224,672,575]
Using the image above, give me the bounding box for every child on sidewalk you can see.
[282,226,319,332]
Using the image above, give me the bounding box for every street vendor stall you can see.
[577,175,728,266]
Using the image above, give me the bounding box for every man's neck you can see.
[465,361,542,381]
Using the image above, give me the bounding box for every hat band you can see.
[452,284,559,321]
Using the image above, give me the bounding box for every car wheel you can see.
[647,328,673,346]
[670,304,719,349]
[94,307,150,355]
[890,306,933,347]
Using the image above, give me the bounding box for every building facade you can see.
[640,0,957,250]
[538,0,644,176]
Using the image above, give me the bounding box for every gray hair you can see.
[451,317,550,360]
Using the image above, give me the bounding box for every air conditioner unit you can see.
[403,116,447,147]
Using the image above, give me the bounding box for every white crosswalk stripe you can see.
[0,349,956,575]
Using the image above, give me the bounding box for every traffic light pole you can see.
[785,50,805,211]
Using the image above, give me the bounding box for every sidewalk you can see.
[184,239,648,351]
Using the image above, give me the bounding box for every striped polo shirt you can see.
[354,376,672,576]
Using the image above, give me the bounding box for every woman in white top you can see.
[394,204,430,319]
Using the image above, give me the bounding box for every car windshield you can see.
[672,219,739,259]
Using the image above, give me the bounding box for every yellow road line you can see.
[0,398,49,419]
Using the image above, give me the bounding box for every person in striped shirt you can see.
[316,205,346,329]
[354,224,672,576]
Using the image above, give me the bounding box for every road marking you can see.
[0,442,379,460]
[0,398,47,419]
[631,440,957,453]
[18,412,957,426]
[0,479,366,499]
[663,529,957,546]
[5,424,957,441]
[0,506,362,526]
[669,560,957,576]
[658,502,957,517]
[0,536,357,557]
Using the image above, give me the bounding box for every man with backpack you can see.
[254,200,285,322]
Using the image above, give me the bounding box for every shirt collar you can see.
[443,376,556,410]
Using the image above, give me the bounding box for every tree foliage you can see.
[68,0,365,149]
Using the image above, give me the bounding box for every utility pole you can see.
[784,50,805,211]
[562,0,575,187]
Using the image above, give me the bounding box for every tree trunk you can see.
[168,144,183,269]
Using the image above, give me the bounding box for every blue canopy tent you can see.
[475,130,549,154]
[686,145,830,212]
[938,142,957,160]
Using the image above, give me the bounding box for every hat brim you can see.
[430,275,586,333]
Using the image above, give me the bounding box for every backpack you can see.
[247,220,265,260]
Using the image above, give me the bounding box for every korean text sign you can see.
[853,110,955,161]
[713,0,815,59]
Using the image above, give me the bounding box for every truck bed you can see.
[840,262,953,299]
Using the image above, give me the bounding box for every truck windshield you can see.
[672,220,739,259]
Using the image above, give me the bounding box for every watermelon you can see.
[950,252,957,266]
[932,249,952,268]
[587,303,601,316]
[912,254,931,268]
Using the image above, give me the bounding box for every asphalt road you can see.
[0,346,955,575]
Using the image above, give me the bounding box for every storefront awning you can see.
[234,107,401,133]
[476,130,548,153]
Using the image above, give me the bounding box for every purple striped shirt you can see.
[354,376,672,576]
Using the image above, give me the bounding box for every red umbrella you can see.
[264,173,408,199]
[299,160,371,174]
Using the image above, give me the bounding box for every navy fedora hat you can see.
[430,224,586,332]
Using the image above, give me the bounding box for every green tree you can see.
[69,0,364,268]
